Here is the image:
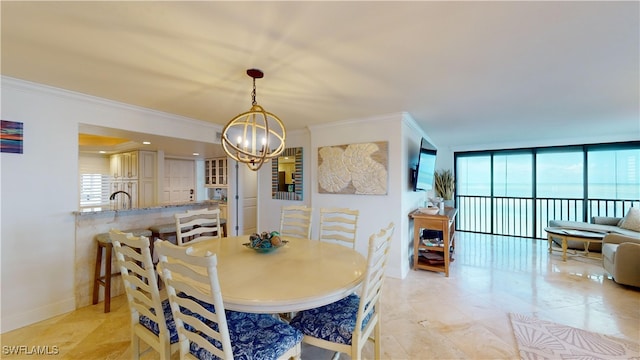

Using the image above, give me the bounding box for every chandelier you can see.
[221,69,286,171]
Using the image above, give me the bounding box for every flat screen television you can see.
[413,138,437,191]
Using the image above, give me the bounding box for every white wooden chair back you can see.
[353,222,395,357]
[155,240,234,360]
[279,205,312,239]
[110,230,178,360]
[175,208,222,246]
[319,207,359,248]
[288,222,395,359]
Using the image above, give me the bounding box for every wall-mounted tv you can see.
[413,137,437,191]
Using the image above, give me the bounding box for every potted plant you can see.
[434,169,455,206]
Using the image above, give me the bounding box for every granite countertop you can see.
[74,200,220,216]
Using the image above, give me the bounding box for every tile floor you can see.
[1,232,639,359]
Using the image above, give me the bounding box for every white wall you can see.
[308,113,422,279]
[256,113,432,279]
[0,77,221,332]
[402,116,435,274]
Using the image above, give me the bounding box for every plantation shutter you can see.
[79,154,111,209]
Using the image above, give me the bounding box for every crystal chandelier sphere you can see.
[221,104,286,171]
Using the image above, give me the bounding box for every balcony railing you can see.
[456,195,639,239]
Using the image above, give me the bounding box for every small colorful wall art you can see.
[1,120,24,154]
[318,141,388,195]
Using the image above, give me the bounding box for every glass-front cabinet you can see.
[205,157,228,187]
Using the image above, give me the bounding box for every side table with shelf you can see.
[409,207,457,277]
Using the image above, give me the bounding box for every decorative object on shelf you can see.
[417,206,439,215]
[221,68,286,171]
[317,141,388,195]
[422,238,443,247]
[243,231,289,253]
[434,169,454,203]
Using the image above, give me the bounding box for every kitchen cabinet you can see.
[138,151,155,182]
[138,178,155,208]
[110,151,138,179]
[138,151,156,207]
[205,158,228,187]
[110,154,120,179]
[110,150,156,208]
[111,181,138,209]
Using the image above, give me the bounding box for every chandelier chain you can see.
[251,77,257,106]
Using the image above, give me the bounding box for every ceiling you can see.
[2,1,638,156]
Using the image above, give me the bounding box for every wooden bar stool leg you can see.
[93,230,148,313]
[92,240,114,313]
[92,243,103,305]
[103,243,113,313]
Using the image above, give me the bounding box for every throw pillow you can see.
[619,207,640,232]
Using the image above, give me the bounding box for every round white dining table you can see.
[186,236,367,314]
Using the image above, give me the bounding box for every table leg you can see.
[561,237,568,261]
[584,240,590,256]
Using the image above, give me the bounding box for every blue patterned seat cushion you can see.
[139,299,179,343]
[288,293,372,345]
[176,295,303,360]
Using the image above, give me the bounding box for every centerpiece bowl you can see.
[243,231,289,253]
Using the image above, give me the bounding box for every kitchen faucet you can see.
[109,190,132,209]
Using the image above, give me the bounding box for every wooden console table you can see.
[409,207,457,277]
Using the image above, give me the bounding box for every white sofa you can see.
[548,216,639,251]
[548,212,640,287]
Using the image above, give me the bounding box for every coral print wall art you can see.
[1,120,23,154]
[318,141,388,195]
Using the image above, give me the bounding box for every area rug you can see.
[509,313,639,359]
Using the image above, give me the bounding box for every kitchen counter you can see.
[74,200,222,308]
[73,200,221,216]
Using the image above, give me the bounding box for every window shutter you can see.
[79,154,111,210]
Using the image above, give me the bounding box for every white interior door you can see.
[163,159,195,204]
[238,164,257,235]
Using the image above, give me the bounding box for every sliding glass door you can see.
[455,141,639,239]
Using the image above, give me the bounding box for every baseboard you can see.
[0,297,75,334]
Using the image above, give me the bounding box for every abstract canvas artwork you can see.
[318,141,388,195]
[1,120,23,154]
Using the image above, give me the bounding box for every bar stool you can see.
[92,228,152,313]
[221,218,227,237]
[149,218,227,246]
[149,222,179,244]
[198,218,228,237]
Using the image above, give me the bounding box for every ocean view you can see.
[459,183,639,200]
[455,183,639,238]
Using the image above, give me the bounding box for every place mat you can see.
[509,313,639,359]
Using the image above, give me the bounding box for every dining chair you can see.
[289,222,395,360]
[318,207,360,249]
[155,240,303,360]
[109,230,180,360]
[279,205,312,239]
[175,208,223,246]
